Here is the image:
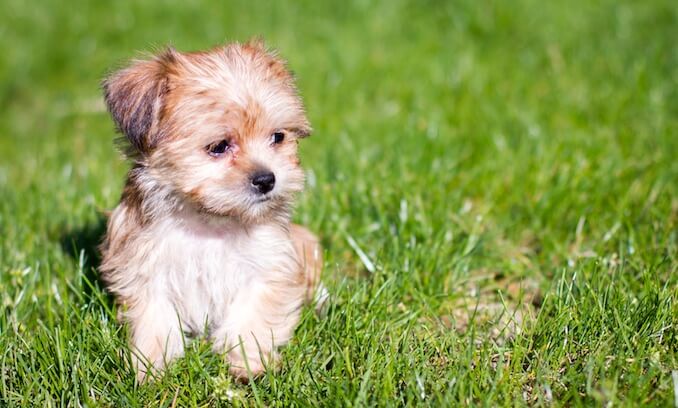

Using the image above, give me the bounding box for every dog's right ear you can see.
[103,48,177,155]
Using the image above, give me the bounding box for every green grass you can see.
[1,0,677,405]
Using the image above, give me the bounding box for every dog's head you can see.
[103,41,311,223]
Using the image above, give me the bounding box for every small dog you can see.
[99,41,325,381]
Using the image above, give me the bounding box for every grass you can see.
[0,0,676,405]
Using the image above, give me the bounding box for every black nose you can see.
[251,171,275,194]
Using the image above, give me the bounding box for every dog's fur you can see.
[99,41,324,381]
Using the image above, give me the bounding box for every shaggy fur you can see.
[99,41,325,381]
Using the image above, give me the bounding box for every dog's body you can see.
[99,42,323,380]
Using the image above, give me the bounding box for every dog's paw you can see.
[228,360,266,383]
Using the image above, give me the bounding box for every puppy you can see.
[99,41,324,381]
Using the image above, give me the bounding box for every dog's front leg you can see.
[126,295,185,382]
[211,282,304,381]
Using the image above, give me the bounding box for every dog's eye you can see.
[271,131,285,144]
[206,140,229,157]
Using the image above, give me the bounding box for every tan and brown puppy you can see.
[99,41,325,381]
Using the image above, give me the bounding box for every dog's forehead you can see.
[175,83,301,133]
[165,55,306,138]
[176,47,292,96]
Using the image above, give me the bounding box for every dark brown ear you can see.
[295,122,312,138]
[103,48,177,155]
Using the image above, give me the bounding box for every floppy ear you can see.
[295,122,312,138]
[103,49,177,155]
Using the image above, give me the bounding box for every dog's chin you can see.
[190,194,290,225]
[252,195,273,205]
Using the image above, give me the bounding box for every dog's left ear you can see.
[103,48,177,155]
[295,122,312,138]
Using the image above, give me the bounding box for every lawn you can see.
[0,0,676,405]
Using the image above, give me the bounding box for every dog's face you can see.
[103,42,311,223]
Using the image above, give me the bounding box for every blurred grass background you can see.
[0,0,676,405]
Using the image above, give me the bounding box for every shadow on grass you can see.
[60,214,115,308]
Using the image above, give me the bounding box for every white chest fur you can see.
[136,213,301,335]
[104,205,310,379]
